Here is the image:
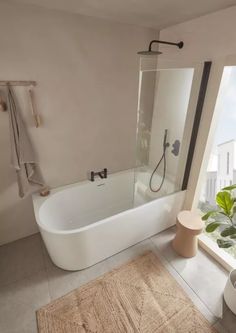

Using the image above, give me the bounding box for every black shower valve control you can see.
[171,140,181,156]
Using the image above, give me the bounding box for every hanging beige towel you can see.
[7,86,44,198]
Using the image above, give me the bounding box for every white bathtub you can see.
[33,169,185,270]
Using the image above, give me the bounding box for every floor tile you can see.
[41,238,155,301]
[40,242,87,300]
[151,226,178,261]
[217,300,236,333]
[151,227,228,318]
[151,242,218,325]
[0,233,45,287]
[106,238,154,270]
[1,228,232,333]
[0,270,50,333]
[213,321,228,333]
[46,268,89,301]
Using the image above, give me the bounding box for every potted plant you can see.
[202,184,236,314]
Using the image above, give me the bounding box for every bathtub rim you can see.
[32,172,185,236]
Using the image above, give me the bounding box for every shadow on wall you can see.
[0,127,38,245]
[0,165,16,193]
[0,192,38,246]
[0,93,38,245]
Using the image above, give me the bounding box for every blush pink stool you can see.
[172,210,204,258]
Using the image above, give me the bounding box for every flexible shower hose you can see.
[149,143,168,193]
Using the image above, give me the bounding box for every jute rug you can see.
[37,252,217,332]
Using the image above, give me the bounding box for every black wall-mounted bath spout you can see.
[138,39,184,55]
[90,168,107,182]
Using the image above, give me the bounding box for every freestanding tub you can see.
[33,169,186,270]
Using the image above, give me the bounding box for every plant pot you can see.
[224,269,236,315]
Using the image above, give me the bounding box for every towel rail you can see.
[0,81,40,128]
[0,81,36,86]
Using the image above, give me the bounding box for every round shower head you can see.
[137,50,162,56]
[138,39,184,56]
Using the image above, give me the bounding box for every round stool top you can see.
[177,210,204,231]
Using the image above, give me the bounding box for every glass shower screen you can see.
[135,58,202,207]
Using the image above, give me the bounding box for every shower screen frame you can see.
[181,61,212,190]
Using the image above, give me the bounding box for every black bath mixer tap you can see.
[90,168,107,181]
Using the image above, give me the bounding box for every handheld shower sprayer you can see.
[163,129,170,149]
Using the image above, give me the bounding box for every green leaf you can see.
[202,211,218,221]
[206,222,221,233]
[220,226,236,237]
[216,191,234,215]
[230,234,236,239]
[222,185,236,191]
[217,239,234,248]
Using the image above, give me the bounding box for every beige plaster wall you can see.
[0,2,157,245]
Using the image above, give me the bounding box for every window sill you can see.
[199,233,236,272]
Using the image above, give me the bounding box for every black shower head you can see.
[138,39,184,56]
[137,50,162,56]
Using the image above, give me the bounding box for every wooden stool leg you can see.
[172,228,198,258]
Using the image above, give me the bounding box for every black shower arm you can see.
[148,40,184,52]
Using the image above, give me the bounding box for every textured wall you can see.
[0,2,157,245]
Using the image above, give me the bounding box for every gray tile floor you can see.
[0,227,235,332]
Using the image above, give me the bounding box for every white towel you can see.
[7,86,44,198]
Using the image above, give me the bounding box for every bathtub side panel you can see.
[40,191,185,270]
